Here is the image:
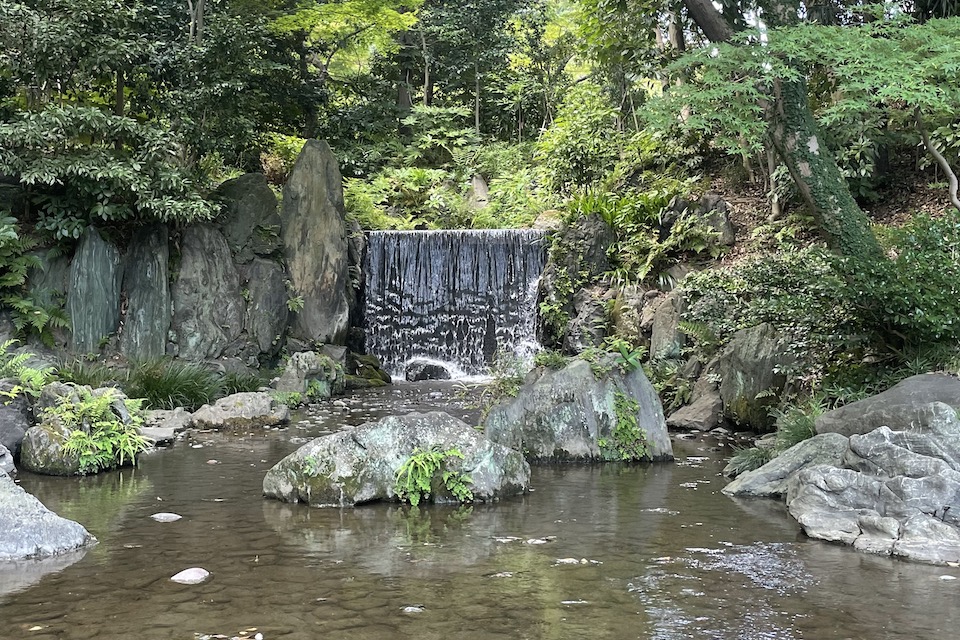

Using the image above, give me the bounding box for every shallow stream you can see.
[2,383,959,639]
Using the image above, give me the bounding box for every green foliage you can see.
[222,371,264,396]
[536,82,621,192]
[770,396,826,453]
[51,387,149,475]
[643,357,693,412]
[271,391,304,408]
[726,445,775,476]
[0,217,69,344]
[850,213,960,351]
[394,446,473,506]
[56,358,121,389]
[601,390,648,461]
[681,247,855,387]
[478,351,528,417]
[124,360,222,411]
[260,133,306,184]
[0,340,53,399]
[533,349,569,370]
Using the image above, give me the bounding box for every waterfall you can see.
[364,229,547,379]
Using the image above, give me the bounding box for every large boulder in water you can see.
[483,358,673,462]
[815,373,960,437]
[263,411,530,507]
[0,470,96,560]
[405,359,452,382]
[281,140,352,345]
[191,392,290,430]
[274,351,344,400]
[736,401,960,565]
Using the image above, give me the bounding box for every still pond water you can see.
[2,383,959,640]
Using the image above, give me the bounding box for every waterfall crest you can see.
[364,229,547,378]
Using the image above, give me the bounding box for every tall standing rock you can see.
[171,225,245,359]
[281,140,352,345]
[216,173,283,263]
[244,258,289,355]
[68,227,122,353]
[120,225,170,360]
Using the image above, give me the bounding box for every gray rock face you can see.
[171,225,245,359]
[120,224,170,360]
[666,389,722,431]
[784,402,960,564]
[216,173,282,263]
[281,140,352,345]
[815,373,960,437]
[263,411,530,507]
[0,443,13,474]
[274,351,344,400]
[191,392,289,430]
[722,433,850,498]
[717,323,794,430]
[19,420,80,476]
[0,470,96,560]
[649,290,686,358]
[405,359,452,382]
[537,214,616,347]
[562,287,608,353]
[68,227,122,353]
[243,258,288,355]
[0,381,31,456]
[483,358,673,462]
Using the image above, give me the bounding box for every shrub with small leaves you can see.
[394,446,473,506]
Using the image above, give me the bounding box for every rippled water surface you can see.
[2,383,959,639]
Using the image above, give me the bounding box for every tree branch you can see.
[916,108,960,212]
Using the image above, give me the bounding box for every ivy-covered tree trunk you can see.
[682,0,882,260]
[767,79,883,260]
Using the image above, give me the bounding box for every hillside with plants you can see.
[2,0,960,460]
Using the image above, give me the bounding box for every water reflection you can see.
[0,384,958,639]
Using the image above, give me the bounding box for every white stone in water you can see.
[401,605,425,613]
[939,575,957,581]
[150,512,182,523]
[170,567,211,584]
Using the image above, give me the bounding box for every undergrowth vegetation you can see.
[394,446,474,506]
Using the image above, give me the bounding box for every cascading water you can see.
[364,229,547,379]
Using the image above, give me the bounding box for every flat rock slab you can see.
[191,392,289,430]
[723,433,850,498]
[0,471,96,560]
[141,427,176,446]
[816,373,960,437]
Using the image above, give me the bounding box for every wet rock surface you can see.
[263,411,530,507]
[0,470,96,560]
[728,399,960,565]
[191,392,290,430]
[483,358,673,462]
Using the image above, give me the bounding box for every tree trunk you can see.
[474,62,481,135]
[682,0,882,259]
[419,27,431,107]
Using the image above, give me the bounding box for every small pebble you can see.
[206,459,219,465]
[939,575,957,581]
[401,605,425,613]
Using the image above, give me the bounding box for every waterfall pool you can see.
[2,383,958,639]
